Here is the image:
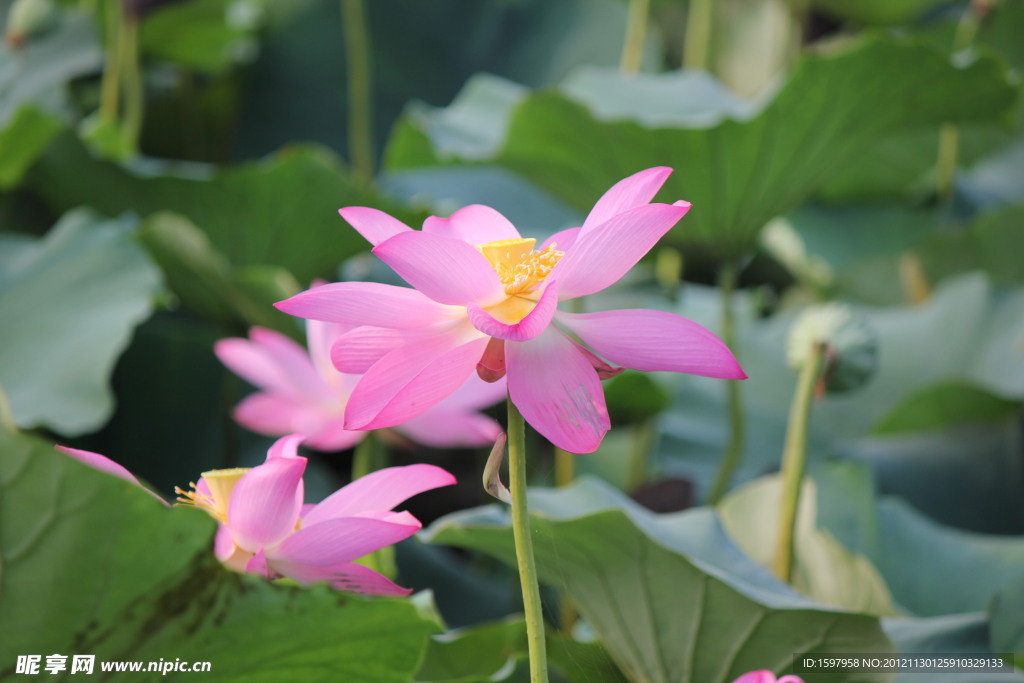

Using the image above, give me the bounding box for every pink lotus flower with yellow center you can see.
[215,317,506,451]
[276,167,745,453]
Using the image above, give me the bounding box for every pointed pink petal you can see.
[217,332,328,400]
[303,464,456,525]
[246,327,333,401]
[731,672,776,683]
[435,371,507,411]
[505,327,610,454]
[539,226,580,253]
[331,326,421,374]
[228,456,306,553]
[268,516,420,566]
[466,281,559,341]
[555,202,691,300]
[344,325,487,430]
[558,309,746,378]
[423,204,521,244]
[276,282,458,329]
[305,318,353,383]
[56,446,167,504]
[373,231,504,305]
[573,340,625,380]
[305,421,367,452]
[233,393,330,439]
[398,410,502,448]
[267,434,305,460]
[581,167,674,236]
[476,337,506,382]
[339,207,413,246]
[270,560,412,596]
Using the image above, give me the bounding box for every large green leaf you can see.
[140,0,261,74]
[884,613,1024,682]
[915,204,1024,287]
[426,478,893,683]
[0,210,160,436]
[871,381,1021,435]
[0,421,439,682]
[0,104,62,188]
[719,476,898,616]
[28,136,405,283]
[801,0,944,25]
[388,36,1017,257]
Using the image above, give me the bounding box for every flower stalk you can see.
[708,261,745,504]
[620,0,650,73]
[772,341,825,583]
[352,433,396,578]
[341,0,374,185]
[507,398,549,682]
[684,0,714,70]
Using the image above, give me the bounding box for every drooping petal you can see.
[56,446,167,504]
[339,207,413,246]
[344,325,487,430]
[558,309,746,378]
[303,464,456,525]
[580,166,673,236]
[373,231,504,305]
[275,282,459,329]
[505,327,610,454]
[423,204,521,244]
[539,226,580,253]
[555,202,691,300]
[227,456,306,553]
[270,559,412,596]
[397,410,502,448]
[466,280,559,342]
[267,516,420,566]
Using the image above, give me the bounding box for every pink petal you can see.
[331,326,423,375]
[269,560,412,596]
[476,337,506,383]
[731,672,777,683]
[305,318,353,384]
[778,678,805,683]
[539,226,580,253]
[344,326,488,430]
[232,393,329,439]
[227,456,306,553]
[505,327,610,454]
[466,280,559,341]
[56,446,167,505]
[303,464,456,525]
[373,231,504,305]
[304,421,367,452]
[268,516,420,566]
[246,327,334,401]
[266,434,305,460]
[397,410,502,448]
[423,204,521,244]
[558,309,746,378]
[580,166,673,236]
[555,202,691,300]
[435,371,507,411]
[213,524,236,561]
[275,282,459,329]
[339,207,413,246]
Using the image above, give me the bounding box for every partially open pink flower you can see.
[215,318,506,451]
[176,435,455,595]
[56,445,167,504]
[732,671,804,683]
[276,167,745,453]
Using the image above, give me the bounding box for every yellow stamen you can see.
[477,238,563,297]
[175,467,250,523]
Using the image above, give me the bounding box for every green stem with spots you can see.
[508,398,549,682]
[341,0,375,185]
[772,342,825,583]
[707,262,744,504]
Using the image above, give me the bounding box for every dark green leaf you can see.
[916,204,1024,287]
[872,381,1020,435]
[0,104,61,188]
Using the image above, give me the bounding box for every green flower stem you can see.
[120,12,143,150]
[507,398,549,682]
[98,0,123,125]
[625,418,654,492]
[341,0,375,185]
[619,0,650,74]
[684,0,714,70]
[772,341,825,583]
[352,434,396,578]
[554,448,574,488]
[708,262,744,505]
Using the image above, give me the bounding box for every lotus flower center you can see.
[175,467,250,523]
[477,238,563,297]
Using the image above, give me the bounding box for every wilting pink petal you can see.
[270,559,412,596]
[373,231,504,306]
[56,446,167,504]
[423,204,521,244]
[275,281,459,329]
[339,207,413,246]
[558,309,747,378]
[466,281,560,341]
[581,166,673,236]
[539,226,580,253]
[555,202,691,300]
[268,516,420,566]
[344,325,487,430]
[505,327,610,454]
[228,455,306,553]
[303,464,456,525]
[399,410,502,448]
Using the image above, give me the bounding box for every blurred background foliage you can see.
[1,0,1023,680]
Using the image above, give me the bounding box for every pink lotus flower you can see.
[175,435,456,595]
[276,167,745,454]
[215,318,506,451]
[732,672,804,683]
